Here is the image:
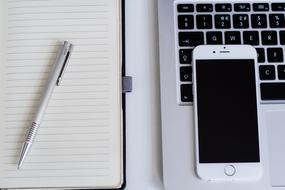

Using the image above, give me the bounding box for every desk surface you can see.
[125,0,164,189]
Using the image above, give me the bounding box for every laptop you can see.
[158,0,285,189]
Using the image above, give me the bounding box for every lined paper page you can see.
[0,0,122,188]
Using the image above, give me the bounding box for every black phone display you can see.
[195,59,260,163]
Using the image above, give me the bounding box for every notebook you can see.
[0,0,123,189]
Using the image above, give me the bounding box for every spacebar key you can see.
[260,83,285,100]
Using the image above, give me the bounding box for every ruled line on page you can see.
[5,83,110,88]
[4,160,109,164]
[6,90,109,95]
[8,36,107,40]
[8,4,108,9]
[8,17,108,22]
[4,152,110,158]
[5,126,109,132]
[8,0,51,2]
[5,167,110,172]
[8,11,108,16]
[8,24,108,29]
[7,44,109,49]
[7,50,108,54]
[5,93,109,101]
[6,104,110,108]
[4,145,110,151]
[6,98,109,103]
[4,175,109,179]
[4,140,110,148]
[8,30,108,35]
[4,138,110,144]
[5,130,111,136]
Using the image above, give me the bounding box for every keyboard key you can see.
[179,32,204,46]
[260,83,285,100]
[256,48,265,63]
[234,3,250,12]
[269,14,285,28]
[225,31,241,44]
[280,31,285,45]
[243,31,259,45]
[215,3,231,12]
[179,49,192,64]
[178,15,194,29]
[180,66,192,82]
[267,48,284,62]
[278,65,285,80]
[206,32,223,44]
[251,14,267,28]
[253,3,269,11]
[233,14,249,28]
[177,4,194,12]
[259,65,276,80]
[181,84,193,102]
[197,4,213,12]
[215,14,231,29]
[196,15,212,29]
[272,3,285,11]
[261,31,277,45]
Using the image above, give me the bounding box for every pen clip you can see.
[56,41,74,86]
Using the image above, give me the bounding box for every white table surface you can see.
[124,0,164,189]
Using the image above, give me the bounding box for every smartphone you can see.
[192,45,262,181]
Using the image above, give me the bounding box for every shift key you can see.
[260,83,285,100]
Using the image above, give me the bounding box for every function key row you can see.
[178,14,285,29]
[177,3,285,13]
[179,31,285,47]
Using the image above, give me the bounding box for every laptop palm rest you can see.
[266,110,285,187]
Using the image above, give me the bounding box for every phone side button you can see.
[224,165,236,176]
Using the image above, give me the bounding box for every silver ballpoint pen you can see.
[17,41,74,169]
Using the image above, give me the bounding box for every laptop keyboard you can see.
[175,2,285,104]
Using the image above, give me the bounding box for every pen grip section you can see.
[26,122,40,143]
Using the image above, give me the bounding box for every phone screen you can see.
[195,59,260,163]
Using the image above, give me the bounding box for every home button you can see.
[224,165,236,176]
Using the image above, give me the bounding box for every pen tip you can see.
[17,142,32,170]
[17,158,24,170]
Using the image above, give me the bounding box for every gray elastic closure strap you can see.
[122,76,132,93]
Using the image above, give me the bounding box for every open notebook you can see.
[0,0,123,189]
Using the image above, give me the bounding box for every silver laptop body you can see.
[158,0,285,189]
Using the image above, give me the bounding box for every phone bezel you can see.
[192,45,262,181]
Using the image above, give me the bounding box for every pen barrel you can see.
[26,122,40,143]
[31,41,71,120]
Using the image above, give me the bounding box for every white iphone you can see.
[192,45,262,181]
